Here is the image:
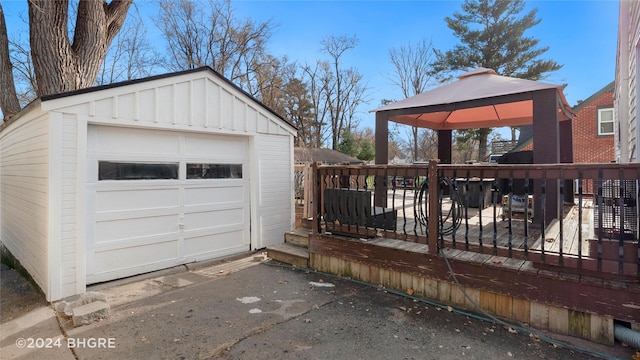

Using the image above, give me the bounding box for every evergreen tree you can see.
[357,139,375,161]
[433,0,562,161]
[337,128,359,158]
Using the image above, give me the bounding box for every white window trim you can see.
[597,107,614,136]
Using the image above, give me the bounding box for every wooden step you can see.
[267,242,310,269]
[284,228,311,248]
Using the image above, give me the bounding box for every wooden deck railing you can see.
[294,164,314,219]
[311,160,640,278]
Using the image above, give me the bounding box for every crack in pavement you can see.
[200,291,357,359]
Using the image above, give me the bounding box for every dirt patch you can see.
[1,264,48,323]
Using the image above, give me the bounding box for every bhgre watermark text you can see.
[15,337,116,349]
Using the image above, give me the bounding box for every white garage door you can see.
[86,126,250,284]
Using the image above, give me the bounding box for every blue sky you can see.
[229,0,620,131]
[3,0,620,133]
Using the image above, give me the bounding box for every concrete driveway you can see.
[1,255,636,360]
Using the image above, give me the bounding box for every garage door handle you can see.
[178,217,185,229]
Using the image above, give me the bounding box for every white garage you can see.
[0,67,296,300]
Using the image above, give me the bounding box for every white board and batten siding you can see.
[0,68,296,301]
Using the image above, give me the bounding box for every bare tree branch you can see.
[389,38,436,162]
[97,10,162,85]
[157,0,274,95]
[319,34,369,149]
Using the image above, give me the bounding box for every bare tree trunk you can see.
[0,3,21,120]
[477,128,491,161]
[28,0,131,97]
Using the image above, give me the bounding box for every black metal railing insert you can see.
[315,162,639,277]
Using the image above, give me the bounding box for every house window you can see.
[99,161,179,180]
[597,107,614,136]
[186,163,243,179]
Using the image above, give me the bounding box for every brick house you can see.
[508,82,614,194]
[571,81,615,164]
[571,82,615,195]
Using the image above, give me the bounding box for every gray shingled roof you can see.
[295,147,364,164]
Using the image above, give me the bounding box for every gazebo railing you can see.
[313,161,640,278]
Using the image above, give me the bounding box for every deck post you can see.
[428,160,439,254]
[303,163,313,219]
[311,162,320,234]
[374,111,389,207]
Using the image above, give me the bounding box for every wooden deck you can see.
[529,200,594,256]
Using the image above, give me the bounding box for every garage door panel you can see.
[93,232,180,252]
[184,185,245,205]
[183,230,246,260]
[183,223,244,238]
[96,188,180,212]
[93,240,179,281]
[184,207,245,230]
[95,214,179,242]
[184,203,244,213]
[95,206,180,222]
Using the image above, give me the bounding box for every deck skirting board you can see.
[309,234,639,345]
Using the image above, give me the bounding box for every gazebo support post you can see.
[437,130,452,196]
[374,111,389,207]
[532,88,561,227]
[438,130,452,164]
[560,119,575,204]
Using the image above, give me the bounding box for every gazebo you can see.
[372,68,574,225]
